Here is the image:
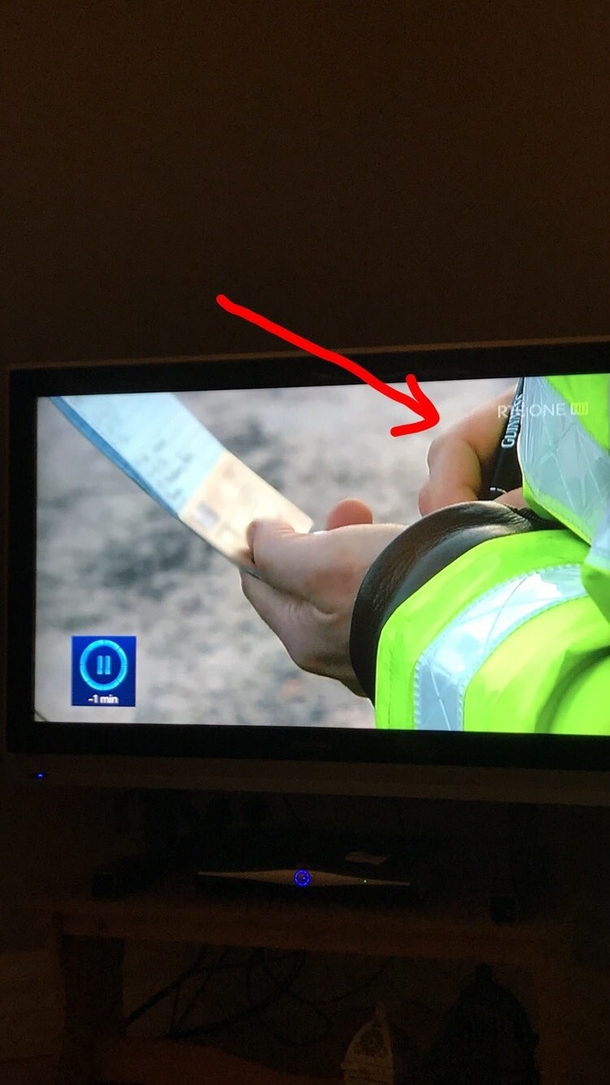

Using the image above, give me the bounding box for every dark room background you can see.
[1,1,610,1079]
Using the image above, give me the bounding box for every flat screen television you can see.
[3,338,610,804]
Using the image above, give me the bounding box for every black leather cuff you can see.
[349,502,562,702]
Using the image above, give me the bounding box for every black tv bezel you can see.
[5,339,610,775]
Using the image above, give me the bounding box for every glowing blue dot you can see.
[294,869,311,888]
[36,772,47,780]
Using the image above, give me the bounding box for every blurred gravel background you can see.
[35,377,511,727]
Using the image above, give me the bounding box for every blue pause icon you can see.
[72,636,137,707]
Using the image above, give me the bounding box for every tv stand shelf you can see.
[44,875,574,1084]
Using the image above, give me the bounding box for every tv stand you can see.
[42,867,576,1084]
[93,814,444,903]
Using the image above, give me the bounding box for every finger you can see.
[442,385,518,466]
[419,385,517,514]
[325,498,374,530]
[247,519,316,596]
[418,438,481,514]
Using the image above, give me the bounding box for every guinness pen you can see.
[487,377,525,499]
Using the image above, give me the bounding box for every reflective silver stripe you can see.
[589,507,610,572]
[414,565,586,731]
[519,376,610,544]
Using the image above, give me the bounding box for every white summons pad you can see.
[51,393,313,569]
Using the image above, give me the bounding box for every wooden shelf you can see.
[46,875,571,965]
[36,876,577,1084]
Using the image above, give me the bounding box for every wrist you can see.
[349,502,541,701]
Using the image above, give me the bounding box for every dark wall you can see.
[2,0,609,368]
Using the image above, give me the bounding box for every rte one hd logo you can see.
[71,636,137,707]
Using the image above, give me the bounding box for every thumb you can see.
[247,517,295,549]
[246,518,303,592]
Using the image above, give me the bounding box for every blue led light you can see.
[294,869,311,888]
[35,772,47,780]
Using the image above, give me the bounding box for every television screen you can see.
[4,343,610,785]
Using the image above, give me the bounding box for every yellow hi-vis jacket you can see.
[520,374,610,624]
[349,376,610,735]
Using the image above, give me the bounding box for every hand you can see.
[418,384,526,515]
[240,498,405,695]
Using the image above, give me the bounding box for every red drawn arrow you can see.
[216,294,440,436]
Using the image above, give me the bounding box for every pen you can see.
[487,377,525,500]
